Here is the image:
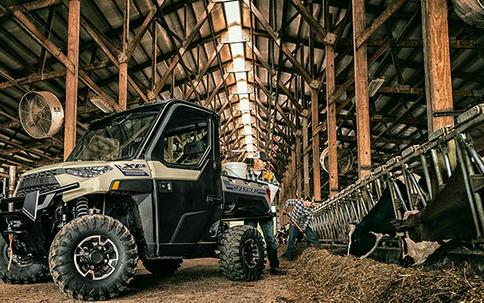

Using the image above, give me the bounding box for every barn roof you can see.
[0,0,483,192]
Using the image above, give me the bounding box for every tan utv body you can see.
[0,100,273,301]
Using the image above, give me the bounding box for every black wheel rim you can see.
[241,238,260,269]
[73,235,119,281]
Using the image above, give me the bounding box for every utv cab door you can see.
[148,103,222,257]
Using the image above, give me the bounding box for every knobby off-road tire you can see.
[49,215,138,301]
[142,259,183,277]
[219,225,265,281]
[0,236,49,284]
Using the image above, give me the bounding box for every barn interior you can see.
[0,0,483,198]
[0,0,484,301]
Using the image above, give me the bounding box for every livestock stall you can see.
[312,103,484,265]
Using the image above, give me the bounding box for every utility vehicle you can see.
[0,100,273,300]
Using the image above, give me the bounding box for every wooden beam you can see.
[302,112,310,198]
[186,43,224,100]
[355,0,407,49]
[421,0,454,133]
[253,74,297,131]
[203,73,230,109]
[80,18,148,102]
[353,0,371,178]
[0,0,61,18]
[118,0,130,111]
[243,0,315,87]
[124,1,166,61]
[147,1,216,100]
[253,98,292,144]
[248,41,304,114]
[295,131,302,199]
[78,70,121,112]
[289,0,336,45]
[64,0,80,160]
[311,88,321,200]
[326,43,338,196]
[12,8,74,73]
[0,121,21,129]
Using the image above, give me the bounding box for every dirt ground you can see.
[0,258,298,303]
[1,247,483,303]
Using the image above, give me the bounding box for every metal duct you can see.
[452,0,484,28]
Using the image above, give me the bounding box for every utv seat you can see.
[177,140,206,164]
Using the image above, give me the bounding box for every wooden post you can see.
[8,166,16,198]
[64,0,80,160]
[291,150,296,197]
[311,87,321,200]
[302,112,310,198]
[295,130,303,199]
[118,62,128,110]
[352,0,372,178]
[118,0,129,111]
[421,0,454,133]
[326,43,338,196]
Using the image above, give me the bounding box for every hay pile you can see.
[289,248,484,302]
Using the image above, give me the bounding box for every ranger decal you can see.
[225,184,266,196]
[115,163,149,176]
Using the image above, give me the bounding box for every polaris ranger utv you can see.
[0,100,274,300]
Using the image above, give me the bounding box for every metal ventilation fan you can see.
[320,146,354,175]
[19,91,64,139]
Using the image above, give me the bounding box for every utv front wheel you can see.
[49,215,138,301]
[0,236,49,284]
[219,225,265,281]
[142,259,182,277]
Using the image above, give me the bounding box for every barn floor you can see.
[1,247,483,303]
[0,258,296,303]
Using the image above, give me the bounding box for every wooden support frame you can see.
[248,41,304,115]
[147,2,216,100]
[124,0,166,61]
[80,18,148,104]
[243,0,315,87]
[311,87,321,200]
[421,0,454,133]
[355,0,407,49]
[64,0,80,160]
[12,8,74,73]
[352,0,372,178]
[302,113,310,198]
[289,0,336,45]
[295,130,303,199]
[253,74,297,131]
[202,73,230,108]
[118,0,130,111]
[253,97,292,145]
[186,43,225,100]
[326,43,338,196]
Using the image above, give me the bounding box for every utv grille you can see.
[16,170,60,197]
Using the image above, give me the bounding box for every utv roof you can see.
[89,99,215,128]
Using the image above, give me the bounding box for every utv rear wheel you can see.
[142,259,182,277]
[219,225,265,281]
[49,215,138,301]
[0,236,49,284]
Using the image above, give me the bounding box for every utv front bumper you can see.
[0,183,79,257]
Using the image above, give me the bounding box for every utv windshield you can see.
[68,111,158,161]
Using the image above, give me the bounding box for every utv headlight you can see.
[65,166,112,178]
